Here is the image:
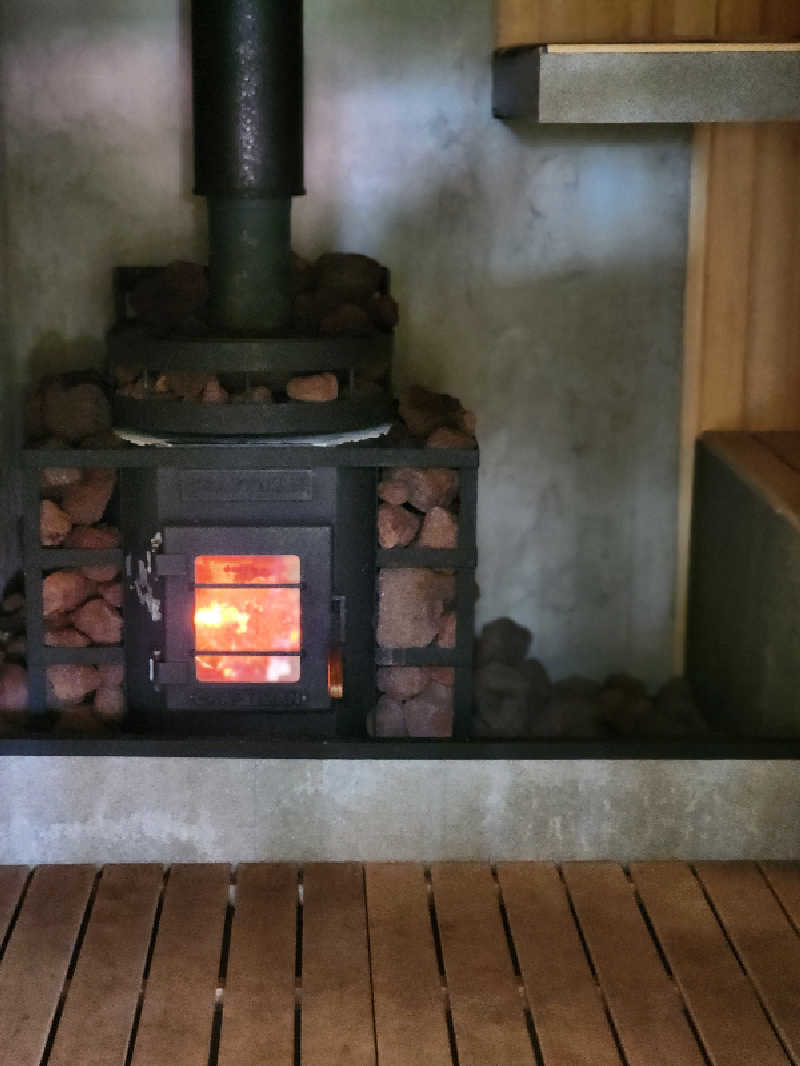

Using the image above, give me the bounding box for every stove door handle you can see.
[331,595,347,644]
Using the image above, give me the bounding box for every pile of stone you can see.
[473,617,709,740]
[114,252,398,407]
[367,667,455,738]
[0,589,28,725]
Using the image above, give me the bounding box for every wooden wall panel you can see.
[675,122,800,665]
[495,0,800,48]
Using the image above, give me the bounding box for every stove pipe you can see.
[192,0,304,335]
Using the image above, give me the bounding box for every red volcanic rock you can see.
[320,303,371,337]
[437,611,457,649]
[426,426,476,450]
[430,667,456,687]
[386,468,458,512]
[40,465,82,496]
[376,569,456,649]
[367,292,399,332]
[417,506,458,549]
[98,581,123,608]
[371,696,408,738]
[64,524,120,549]
[47,664,100,704]
[42,381,111,443]
[200,378,229,405]
[62,468,116,525]
[40,500,73,546]
[376,667,432,700]
[404,682,454,738]
[377,479,410,506]
[94,686,125,721]
[44,626,92,648]
[97,664,125,688]
[314,252,384,304]
[287,372,339,403]
[70,599,123,645]
[43,571,96,617]
[377,504,421,550]
[0,664,28,711]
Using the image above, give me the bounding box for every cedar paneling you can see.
[495,0,800,48]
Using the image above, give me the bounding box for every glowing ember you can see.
[195,655,301,684]
[193,554,302,684]
[195,555,300,585]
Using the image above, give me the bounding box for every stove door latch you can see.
[149,651,191,687]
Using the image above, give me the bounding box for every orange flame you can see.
[194,602,250,633]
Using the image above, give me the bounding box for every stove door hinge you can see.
[149,653,191,687]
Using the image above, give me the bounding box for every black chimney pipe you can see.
[192,0,304,334]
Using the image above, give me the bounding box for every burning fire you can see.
[194,602,250,633]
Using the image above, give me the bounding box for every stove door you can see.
[157,525,332,712]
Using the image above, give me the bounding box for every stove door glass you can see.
[193,555,301,684]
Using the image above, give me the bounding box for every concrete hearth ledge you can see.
[0,758,797,864]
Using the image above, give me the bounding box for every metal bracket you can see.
[150,656,192,686]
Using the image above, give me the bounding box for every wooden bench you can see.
[1,861,798,1064]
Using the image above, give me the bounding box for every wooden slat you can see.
[700,125,757,430]
[631,862,790,1066]
[365,864,451,1066]
[758,432,800,475]
[761,863,800,930]
[216,864,298,1066]
[0,865,96,1066]
[431,863,535,1066]
[696,862,800,1063]
[48,865,163,1066]
[563,862,706,1066]
[495,0,800,47]
[301,863,375,1066]
[703,432,800,533]
[0,866,28,944]
[499,863,622,1066]
[744,124,800,429]
[130,864,229,1066]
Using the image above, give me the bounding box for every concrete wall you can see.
[0,0,688,684]
[2,0,791,863]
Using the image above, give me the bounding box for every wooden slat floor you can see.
[0,862,799,1066]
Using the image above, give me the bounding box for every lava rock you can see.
[200,378,229,405]
[404,682,454,738]
[320,303,371,337]
[437,611,457,649]
[42,381,111,443]
[1,594,24,615]
[386,468,458,512]
[70,599,123,645]
[40,500,72,546]
[377,569,455,649]
[427,426,476,450]
[287,372,339,403]
[0,664,28,711]
[377,479,410,506]
[130,260,208,332]
[520,657,552,711]
[476,617,532,668]
[98,581,123,608]
[377,503,421,550]
[40,465,82,496]
[61,468,116,525]
[533,690,605,739]
[94,686,125,721]
[47,664,100,704]
[314,252,384,304]
[651,677,709,736]
[44,626,92,648]
[371,695,408,738]
[42,571,96,617]
[97,663,125,688]
[417,506,458,549]
[376,666,432,700]
[473,661,532,738]
[65,523,121,582]
[367,292,399,332]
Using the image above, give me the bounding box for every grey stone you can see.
[476,617,532,668]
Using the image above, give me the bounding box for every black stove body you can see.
[122,463,375,737]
